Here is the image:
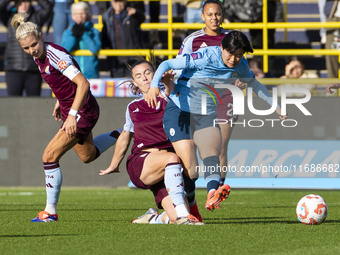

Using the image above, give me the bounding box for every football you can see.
[296,194,328,225]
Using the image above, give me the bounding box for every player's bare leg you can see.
[140,150,180,186]
[219,123,233,186]
[194,126,230,211]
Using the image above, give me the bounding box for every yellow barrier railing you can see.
[73,0,340,82]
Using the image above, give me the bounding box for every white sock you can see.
[175,204,189,218]
[45,204,57,215]
[164,163,189,218]
[94,128,122,155]
[43,162,62,214]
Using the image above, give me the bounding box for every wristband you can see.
[68,109,78,117]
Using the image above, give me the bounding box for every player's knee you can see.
[166,153,180,164]
[42,148,58,162]
[80,154,95,164]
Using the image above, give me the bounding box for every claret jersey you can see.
[34,42,97,120]
[177,28,228,57]
[124,94,172,153]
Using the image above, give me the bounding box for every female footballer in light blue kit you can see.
[146,31,286,211]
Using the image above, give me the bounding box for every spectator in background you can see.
[96,0,145,24]
[248,57,274,79]
[249,57,275,91]
[223,0,283,49]
[148,0,162,49]
[280,57,318,96]
[102,0,145,78]
[61,1,101,79]
[184,1,204,23]
[52,0,73,45]
[280,58,317,79]
[320,1,340,78]
[318,0,328,44]
[0,0,53,96]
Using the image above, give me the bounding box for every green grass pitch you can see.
[0,188,339,254]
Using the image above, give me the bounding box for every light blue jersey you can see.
[151,46,274,113]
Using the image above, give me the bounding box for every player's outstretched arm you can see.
[99,129,133,175]
[249,79,288,119]
[234,79,247,90]
[146,57,187,107]
[326,83,340,94]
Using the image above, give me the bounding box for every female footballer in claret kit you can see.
[11,13,121,222]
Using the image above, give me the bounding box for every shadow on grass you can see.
[204,217,340,225]
[0,208,144,212]
[0,234,80,238]
[205,216,296,224]
[61,208,145,212]
[322,220,340,224]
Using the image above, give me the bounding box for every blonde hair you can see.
[71,1,91,16]
[11,13,40,40]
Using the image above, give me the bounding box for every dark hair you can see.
[285,56,303,65]
[129,60,155,74]
[124,56,156,95]
[15,0,32,8]
[221,30,253,54]
[202,0,223,13]
[248,57,263,70]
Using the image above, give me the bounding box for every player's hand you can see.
[276,108,287,120]
[99,166,120,175]
[161,70,175,86]
[234,79,247,90]
[326,83,339,94]
[145,86,160,108]
[53,106,62,122]
[61,115,77,139]
[53,101,61,121]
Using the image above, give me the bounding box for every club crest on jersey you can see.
[45,66,50,74]
[190,52,202,60]
[58,60,67,70]
[232,72,238,78]
[169,128,175,136]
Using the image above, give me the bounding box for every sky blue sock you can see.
[94,128,122,155]
[164,163,185,207]
[203,156,221,193]
[43,162,62,205]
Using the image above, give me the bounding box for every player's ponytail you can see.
[11,13,40,40]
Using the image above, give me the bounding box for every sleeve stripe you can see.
[47,51,59,65]
[182,29,204,44]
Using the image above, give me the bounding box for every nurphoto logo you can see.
[199,84,312,128]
